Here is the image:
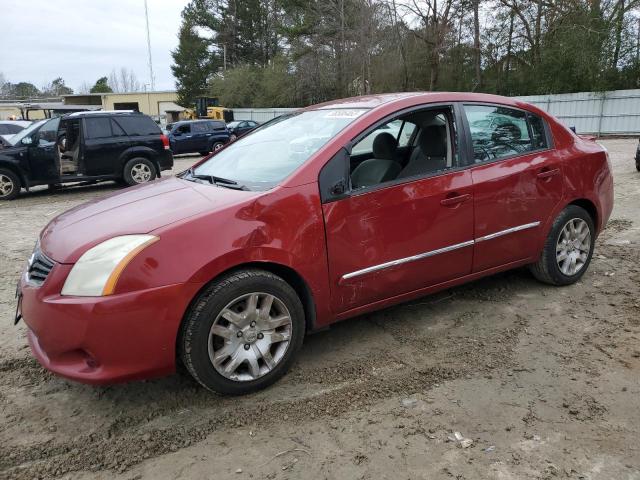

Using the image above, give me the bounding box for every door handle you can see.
[537,167,560,180]
[440,193,471,207]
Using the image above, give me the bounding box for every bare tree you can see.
[108,68,142,93]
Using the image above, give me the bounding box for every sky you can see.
[1,0,191,93]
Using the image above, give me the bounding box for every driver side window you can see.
[35,117,60,146]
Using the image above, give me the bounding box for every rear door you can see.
[462,104,563,272]
[82,117,130,176]
[322,105,474,313]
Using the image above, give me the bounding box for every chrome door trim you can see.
[341,240,475,281]
[475,221,541,242]
[339,221,541,281]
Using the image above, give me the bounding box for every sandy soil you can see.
[1,143,639,480]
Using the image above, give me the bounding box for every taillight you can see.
[160,134,170,150]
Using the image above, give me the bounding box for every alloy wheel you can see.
[208,292,292,382]
[0,174,15,198]
[556,218,591,276]
[131,163,152,183]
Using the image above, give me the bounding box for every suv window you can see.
[114,115,161,136]
[35,117,60,145]
[192,122,209,133]
[85,117,112,139]
[464,105,543,162]
[111,119,127,136]
[210,121,226,130]
[176,124,191,134]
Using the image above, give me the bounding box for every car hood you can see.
[40,176,262,263]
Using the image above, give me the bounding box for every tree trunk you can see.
[612,0,625,68]
[472,0,482,90]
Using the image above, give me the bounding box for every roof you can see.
[65,110,138,118]
[307,91,537,111]
[62,91,177,98]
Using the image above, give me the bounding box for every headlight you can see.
[61,235,159,296]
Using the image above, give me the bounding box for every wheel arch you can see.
[180,260,318,341]
[0,160,27,190]
[120,148,161,177]
[567,198,599,232]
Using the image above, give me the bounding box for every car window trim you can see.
[458,102,554,168]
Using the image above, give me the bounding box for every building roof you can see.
[62,91,177,98]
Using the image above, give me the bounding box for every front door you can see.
[462,104,564,272]
[322,105,474,313]
[27,117,60,183]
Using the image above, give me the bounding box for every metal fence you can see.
[515,89,640,136]
[232,89,640,136]
[232,108,298,123]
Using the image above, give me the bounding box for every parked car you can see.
[0,111,173,200]
[16,92,613,394]
[165,119,229,155]
[635,138,639,171]
[226,120,259,141]
[0,120,31,143]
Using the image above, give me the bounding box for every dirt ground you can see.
[1,142,639,480]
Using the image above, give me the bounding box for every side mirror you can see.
[21,136,33,146]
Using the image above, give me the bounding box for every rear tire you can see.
[0,169,20,200]
[530,205,595,286]
[211,141,224,152]
[179,269,305,395]
[123,158,156,186]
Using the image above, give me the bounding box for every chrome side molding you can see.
[341,240,474,280]
[340,221,541,281]
[475,221,541,243]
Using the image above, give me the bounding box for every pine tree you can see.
[90,77,113,93]
[171,20,213,108]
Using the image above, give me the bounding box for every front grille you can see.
[27,248,55,286]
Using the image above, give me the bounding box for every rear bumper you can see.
[19,265,201,385]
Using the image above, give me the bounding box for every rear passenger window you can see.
[464,105,547,163]
[114,116,161,136]
[528,113,548,149]
[211,121,225,130]
[192,122,209,133]
[111,119,126,136]
[84,118,112,139]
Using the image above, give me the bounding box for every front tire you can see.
[0,169,21,200]
[179,269,305,395]
[530,205,595,285]
[123,158,156,186]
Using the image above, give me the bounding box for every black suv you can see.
[165,120,230,155]
[0,111,173,200]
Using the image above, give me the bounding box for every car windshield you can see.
[8,119,47,146]
[191,109,367,190]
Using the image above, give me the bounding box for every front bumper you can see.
[19,264,201,385]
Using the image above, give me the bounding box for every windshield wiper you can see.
[183,168,249,190]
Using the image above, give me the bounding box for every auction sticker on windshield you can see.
[323,110,366,118]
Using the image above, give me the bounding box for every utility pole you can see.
[144,0,155,91]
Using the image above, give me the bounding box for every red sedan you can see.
[17,93,613,395]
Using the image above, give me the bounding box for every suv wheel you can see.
[212,141,224,152]
[530,205,595,286]
[0,169,21,200]
[123,158,157,186]
[179,269,305,395]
